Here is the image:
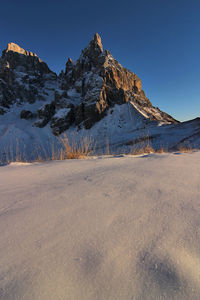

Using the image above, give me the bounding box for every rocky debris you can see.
[20,110,34,119]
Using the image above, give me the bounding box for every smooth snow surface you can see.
[0,152,200,299]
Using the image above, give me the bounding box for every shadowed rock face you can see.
[0,34,178,135]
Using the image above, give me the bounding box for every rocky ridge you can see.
[0,34,177,136]
[0,42,57,115]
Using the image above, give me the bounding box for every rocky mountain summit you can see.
[61,33,177,132]
[0,34,177,135]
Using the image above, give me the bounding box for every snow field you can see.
[0,152,200,299]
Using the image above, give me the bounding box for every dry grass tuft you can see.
[59,134,94,159]
[106,137,110,155]
[131,144,155,155]
[0,135,95,164]
[1,134,198,165]
[177,144,196,153]
[156,146,167,153]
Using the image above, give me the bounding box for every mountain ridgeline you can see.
[0,34,177,137]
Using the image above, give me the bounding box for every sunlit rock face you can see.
[6,42,38,56]
[0,34,177,135]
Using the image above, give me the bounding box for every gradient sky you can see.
[0,0,200,121]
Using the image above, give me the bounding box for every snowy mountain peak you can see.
[0,34,182,157]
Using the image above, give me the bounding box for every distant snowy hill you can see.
[0,34,199,160]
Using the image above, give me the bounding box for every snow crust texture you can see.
[0,152,200,299]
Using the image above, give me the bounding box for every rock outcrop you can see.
[20,110,34,119]
[0,42,57,111]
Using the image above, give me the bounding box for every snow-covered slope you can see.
[0,152,200,299]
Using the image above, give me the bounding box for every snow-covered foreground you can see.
[0,152,200,300]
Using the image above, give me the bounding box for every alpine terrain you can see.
[0,34,199,160]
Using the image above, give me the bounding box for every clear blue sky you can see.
[0,0,200,121]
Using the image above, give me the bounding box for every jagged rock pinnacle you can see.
[93,33,103,52]
[66,57,73,67]
[6,42,37,57]
[81,33,103,62]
